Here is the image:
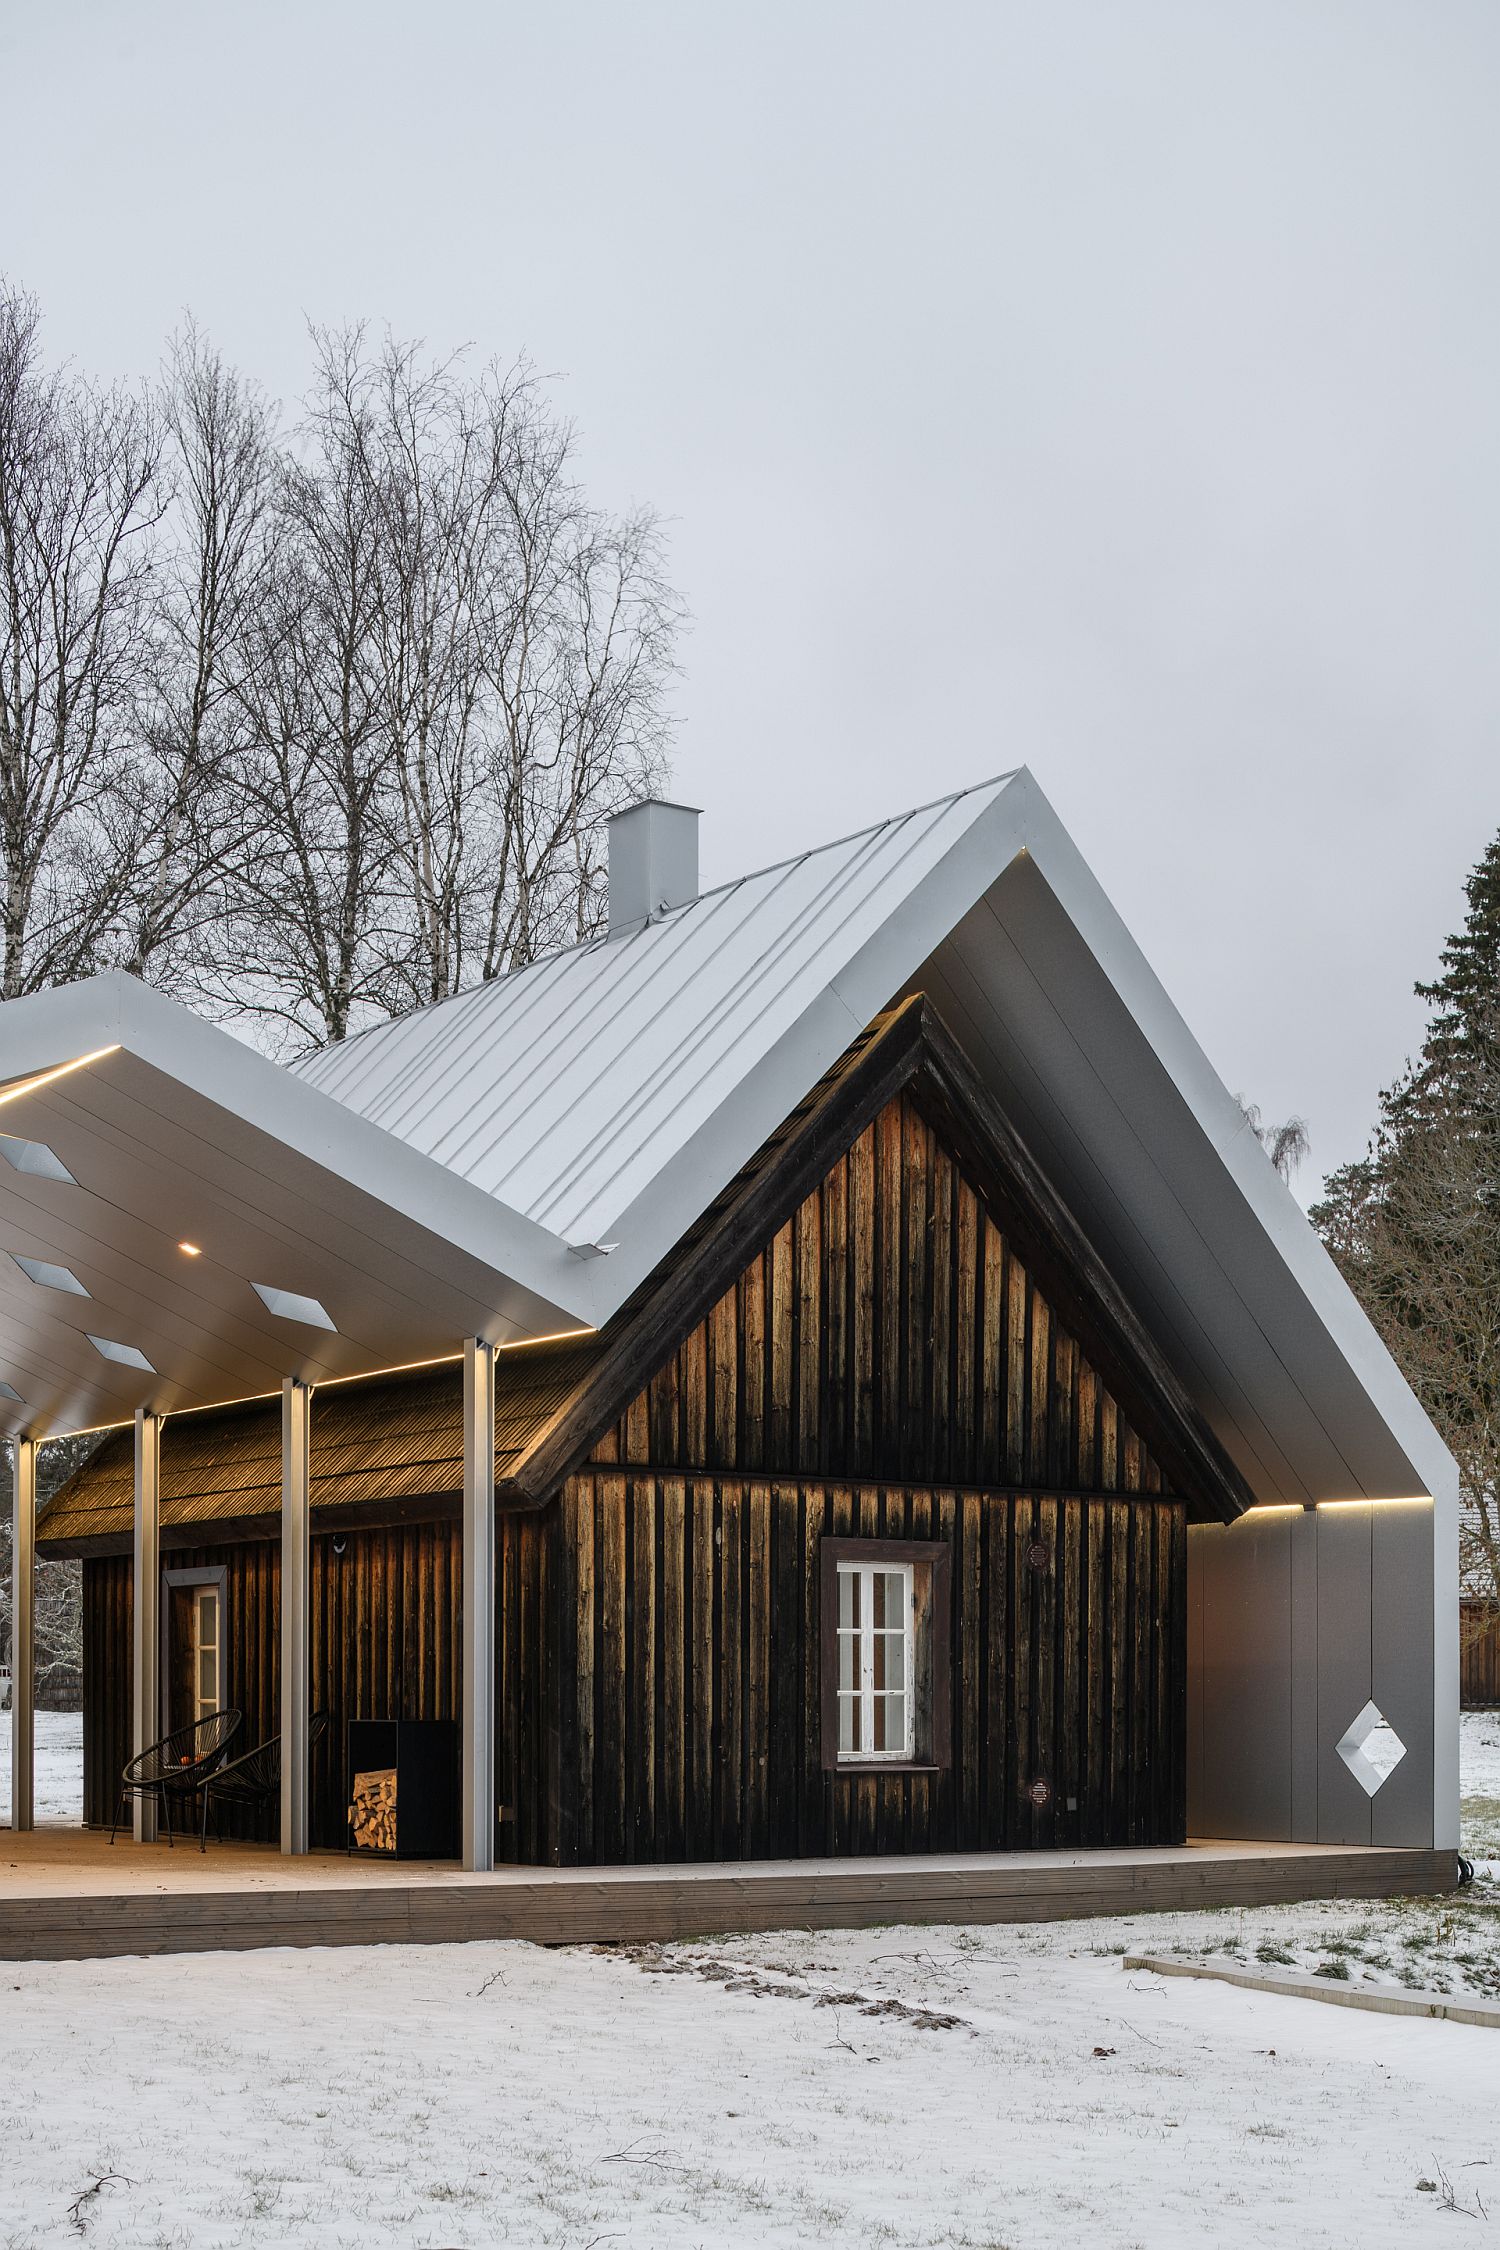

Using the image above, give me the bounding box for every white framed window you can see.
[162,1566,227,1731]
[193,1586,222,1721]
[836,1559,913,1761]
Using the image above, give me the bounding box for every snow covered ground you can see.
[1461,1704,1500,1870]
[0,1709,82,1826]
[0,1711,1493,2246]
[1,1903,1497,2246]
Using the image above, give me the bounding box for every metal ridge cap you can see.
[685,767,1025,911]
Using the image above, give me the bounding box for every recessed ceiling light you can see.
[88,1335,155,1373]
[178,1242,202,1257]
[10,1253,89,1296]
[252,1282,337,1332]
[0,1135,76,1186]
[0,1380,22,1403]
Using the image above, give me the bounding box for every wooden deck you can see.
[0,1828,1458,1961]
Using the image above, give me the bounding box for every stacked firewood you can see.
[349,1767,398,1854]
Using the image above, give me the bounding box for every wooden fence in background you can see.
[1462,1602,1500,1706]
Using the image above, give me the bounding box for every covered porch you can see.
[9,1345,511,1871]
[0,985,607,1878]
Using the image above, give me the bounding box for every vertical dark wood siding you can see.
[83,1557,133,1832]
[82,1084,1195,1866]
[556,1473,1187,1863]
[593,1092,1169,1496]
[83,1516,557,1859]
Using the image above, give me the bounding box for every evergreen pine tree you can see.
[1396,828,1500,1119]
[1313,822,1500,1613]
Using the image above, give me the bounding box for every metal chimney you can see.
[606,800,701,938]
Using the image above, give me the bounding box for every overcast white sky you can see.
[5,1,1496,1199]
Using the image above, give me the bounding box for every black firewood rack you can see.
[346,1718,460,1860]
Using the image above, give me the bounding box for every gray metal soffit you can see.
[0,977,592,1438]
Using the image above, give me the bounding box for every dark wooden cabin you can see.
[41,996,1246,1866]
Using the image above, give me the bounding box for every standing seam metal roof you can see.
[292,778,1017,1247]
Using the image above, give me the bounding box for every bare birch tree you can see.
[0,288,681,1050]
[209,365,402,1051]
[0,281,164,998]
[0,1434,98,1710]
[1237,1098,1312,1182]
[358,333,499,1008]
[478,466,676,976]
[203,326,679,1044]
[121,324,277,984]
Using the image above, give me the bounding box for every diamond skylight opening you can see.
[0,1380,22,1403]
[10,1253,89,1296]
[1336,1699,1407,1798]
[0,1135,76,1186]
[88,1334,156,1373]
[252,1282,337,1332]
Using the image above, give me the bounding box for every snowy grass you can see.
[0,1709,81,1825]
[0,1711,1494,2245]
[1460,1706,1500,1871]
[1,1913,1497,2247]
[1086,1888,1500,1998]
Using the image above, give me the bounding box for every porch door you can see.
[165,1575,224,1732]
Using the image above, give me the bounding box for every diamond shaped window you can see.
[0,1380,22,1403]
[1336,1699,1407,1798]
[0,1135,76,1186]
[88,1335,156,1373]
[252,1282,337,1333]
[10,1253,89,1296]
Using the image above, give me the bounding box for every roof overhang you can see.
[0,770,1460,1519]
[580,770,1456,1510]
[0,978,599,1439]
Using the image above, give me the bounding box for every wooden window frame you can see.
[836,1558,914,1762]
[820,1537,951,1774]
[160,1565,227,1734]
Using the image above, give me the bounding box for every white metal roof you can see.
[294,777,1019,1247]
[0,767,1460,1531]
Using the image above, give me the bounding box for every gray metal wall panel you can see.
[1290,1512,1320,1842]
[1191,1503,1439,1847]
[1186,1523,1206,1832]
[1371,1502,1436,1847]
[1189,1517,1292,1840]
[1315,1507,1374,1845]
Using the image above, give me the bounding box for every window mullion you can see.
[860,1565,875,1754]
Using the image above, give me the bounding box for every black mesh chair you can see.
[110,1710,243,1847]
[198,1711,332,1850]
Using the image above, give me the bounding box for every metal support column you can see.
[280,1378,312,1856]
[9,1437,36,1831]
[462,1336,497,1872]
[132,1409,161,1842]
